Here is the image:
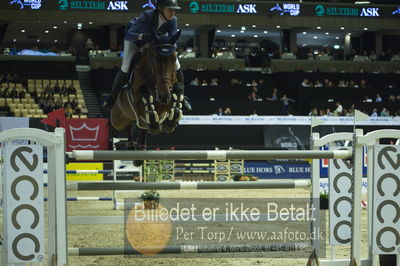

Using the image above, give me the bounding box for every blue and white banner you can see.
[244,161,311,179]
[179,115,400,126]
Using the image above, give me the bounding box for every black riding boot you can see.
[175,68,192,112]
[111,70,128,103]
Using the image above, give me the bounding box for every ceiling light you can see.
[13,39,16,42]
[336,36,339,39]
[340,27,344,30]
[185,24,189,26]
[254,35,258,38]
[325,32,329,35]
[216,30,221,33]
[45,30,49,33]
[313,36,318,39]
[303,32,307,34]
[228,24,231,27]
[348,32,351,35]
[276,25,281,28]
[77,23,82,30]
[37,39,40,43]
[241,26,246,31]
[64,21,67,24]
[53,26,58,29]
[89,22,93,24]
[54,40,58,43]
[364,27,368,30]
[334,45,340,49]
[252,25,256,28]
[21,29,25,33]
[240,30,244,33]
[317,26,321,29]
[263,31,268,34]
[231,34,235,37]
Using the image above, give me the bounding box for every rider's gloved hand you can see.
[139,33,151,42]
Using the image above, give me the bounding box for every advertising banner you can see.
[2,144,45,263]
[1,0,399,19]
[65,118,109,151]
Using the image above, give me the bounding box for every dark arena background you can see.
[0,0,400,265]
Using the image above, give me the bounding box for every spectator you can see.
[314,80,323,87]
[86,38,95,51]
[281,94,295,115]
[359,79,368,88]
[380,108,389,117]
[388,95,396,102]
[249,91,260,101]
[201,80,208,86]
[189,77,199,86]
[301,79,310,87]
[266,88,279,101]
[335,102,343,116]
[375,93,383,102]
[308,108,318,116]
[210,78,219,86]
[224,107,232,115]
[216,107,224,116]
[326,108,333,116]
[371,108,378,117]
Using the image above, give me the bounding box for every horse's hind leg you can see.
[128,122,147,167]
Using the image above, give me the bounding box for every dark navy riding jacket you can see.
[125,9,178,46]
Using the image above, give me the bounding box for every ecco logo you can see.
[6,146,44,262]
[107,1,128,10]
[330,147,353,245]
[374,146,400,253]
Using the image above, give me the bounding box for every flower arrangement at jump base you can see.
[232,174,258,181]
[139,190,160,209]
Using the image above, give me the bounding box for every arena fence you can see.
[1,127,399,266]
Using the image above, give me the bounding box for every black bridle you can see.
[137,44,175,101]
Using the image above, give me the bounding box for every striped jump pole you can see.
[67,180,311,191]
[44,170,113,174]
[68,243,311,256]
[45,197,113,201]
[70,149,352,161]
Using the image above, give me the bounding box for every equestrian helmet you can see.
[157,0,181,9]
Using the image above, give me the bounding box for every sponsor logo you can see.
[270,3,300,16]
[107,1,127,10]
[237,4,257,14]
[393,6,400,15]
[189,1,234,13]
[189,1,199,13]
[315,4,359,16]
[273,165,286,174]
[10,0,41,9]
[360,7,379,17]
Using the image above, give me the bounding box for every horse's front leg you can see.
[139,85,162,135]
[162,88,184,134]
[128,122,147,167]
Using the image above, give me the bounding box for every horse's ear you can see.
[170,30,181,44]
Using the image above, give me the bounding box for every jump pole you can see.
[70,150,352,161]
[68,243,312,256]
[67,180,311,191]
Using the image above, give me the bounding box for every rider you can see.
[111,0,191,111]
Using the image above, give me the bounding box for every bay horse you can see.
[110,31,183,165]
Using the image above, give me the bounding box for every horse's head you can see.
[139,30,181,103]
